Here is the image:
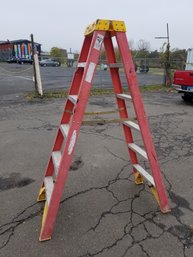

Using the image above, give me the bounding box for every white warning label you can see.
[85,62,96,83]
[94,34,104,50]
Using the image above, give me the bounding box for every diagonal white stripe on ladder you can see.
[117,93,132,100]
[60,124,70,138]
[52,151,61,176]
[123,121,140,131]
[44,176,54,205]
[128,143,148,159]
[69,95,78,104]
[133,164,155,186]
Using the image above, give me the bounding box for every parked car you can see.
[100,63,108,70]
[139,64,149,73]
[39,59,60,67]
[7,57,18,63]
[18,58,33,65]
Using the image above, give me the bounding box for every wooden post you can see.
[31,34,38,91]
[30,33,43,96]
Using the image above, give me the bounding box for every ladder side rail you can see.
[39,37,93,182]
[61,36,93,124]
[39,30,106,240]
[67,36,92,96]
[115,32,170,212]
[78,35,92,63]
[40,101,75,179]
[39,71,83,181]
[38,129,64,194]
[103,34,141,176]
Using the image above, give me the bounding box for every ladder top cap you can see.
[84,19,126,35]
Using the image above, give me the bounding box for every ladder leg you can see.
[38,30,106,240]
[115,32,170,213]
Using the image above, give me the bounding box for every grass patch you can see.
[139,84,175,92]
[25,84,174,100]
[25,90,68,100]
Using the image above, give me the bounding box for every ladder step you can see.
[60,124,70,138]
[133,164,155,186]
[44,176,54,205]
[117,93,132,100]
[69,95,78,105]
[77,62,86,68]
[128,143,148,159]
[123,121,140,131]
[52,151,61,176]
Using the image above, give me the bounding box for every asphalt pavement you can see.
[0,63,164,97]
[1,87,193,256]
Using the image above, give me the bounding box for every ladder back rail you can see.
[116,32,169,211]
[104,34,140,172]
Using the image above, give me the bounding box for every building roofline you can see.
[0,39,41,45]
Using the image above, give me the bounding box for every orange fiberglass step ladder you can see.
[37,19,170,241]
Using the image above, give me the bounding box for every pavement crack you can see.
[139,243,151,257]
[0,202,42,249]
[87,233,128,257]
[104,146,129,162]
[60,186,108,204]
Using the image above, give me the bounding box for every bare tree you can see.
[128,39,135,50]
[137,39,150,52]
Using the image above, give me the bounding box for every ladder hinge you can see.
[84,19,126,36]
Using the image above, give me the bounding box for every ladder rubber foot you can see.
[160,205,171,214]
[134,172,144,185]
[149,186,160,204]
[149,186,171,213]
[37,187,46,202]
[39,236,52,242]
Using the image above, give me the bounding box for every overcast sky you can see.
[1,0,193,52]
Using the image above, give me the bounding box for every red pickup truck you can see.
[173,70,193,101]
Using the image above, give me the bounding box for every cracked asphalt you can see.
[1,91,193,257]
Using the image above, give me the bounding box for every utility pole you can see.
[30,33,38,91]
[155,23,171,86]
[30,33,43,96]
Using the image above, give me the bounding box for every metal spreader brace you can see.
[37,19,171,241]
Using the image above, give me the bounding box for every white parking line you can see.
[14,76,33,81]
[0,75,33,81]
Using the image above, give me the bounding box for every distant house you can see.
[0,39,41,61]
[40,51,51,60]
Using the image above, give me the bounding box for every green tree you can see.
[148,50,160,58]
[99,46,121,62]
[50,47,67,64]
[170,48,186,69]
[160,42,171,86]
